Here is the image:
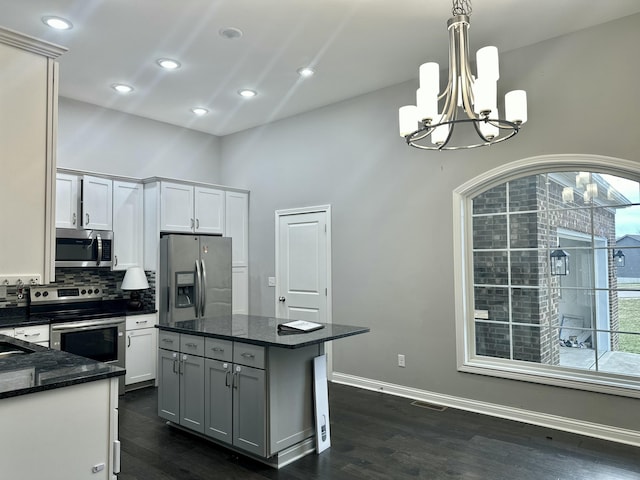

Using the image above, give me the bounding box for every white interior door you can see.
[276,208,330,324]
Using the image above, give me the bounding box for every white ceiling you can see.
[2,0,640,137]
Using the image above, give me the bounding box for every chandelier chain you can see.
[452,0,472,16]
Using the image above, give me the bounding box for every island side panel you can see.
[0,379,116,480]
[267,343,321,455]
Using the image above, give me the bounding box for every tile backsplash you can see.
[0,268,156,309]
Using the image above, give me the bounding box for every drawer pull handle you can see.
[212,347,224,352]
[135,320,148,325]
[162,338,174,343]
[241,353,255,359]
[185,342,198,348]
[24,332,41,337]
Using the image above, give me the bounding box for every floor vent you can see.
[411,400,447,412]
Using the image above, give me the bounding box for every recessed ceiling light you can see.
[157,58,181,70]
[219,27,243,40]
[111,83,134,94]
[238,89,257,98]
[42,16,73,30]
[297,67,315,78]
[191,107,209,116]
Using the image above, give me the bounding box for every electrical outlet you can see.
[398,354,406,367]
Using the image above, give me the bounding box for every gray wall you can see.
[219,13,640,431]
[58,97,222,182]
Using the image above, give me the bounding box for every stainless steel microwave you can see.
[55,228,114,268]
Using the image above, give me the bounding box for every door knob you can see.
[279,296,286,302]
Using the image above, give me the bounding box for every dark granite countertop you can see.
[0,334,124,399]
[157,314,370,349]
[0,304,157,329]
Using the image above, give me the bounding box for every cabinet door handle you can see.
[127,335,131,348]
[190,218,195,229]
[86,213,90,225]
[114,255,118,267]
[196,218,200,229]
[172,359,178,374]
[225,370,231,388]
[232,371,238,389]
[72,212,76,225]
[241,352,255,359]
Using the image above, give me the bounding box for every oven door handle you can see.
[51,319,125,332]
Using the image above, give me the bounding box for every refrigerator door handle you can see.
[195,260,202,318]
[200,259,207,317]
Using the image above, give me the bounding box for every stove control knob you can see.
[88,289,93,294]
[42,291,49,297]
[35,291,41,297]
[94,288,100,294]
[81,289,87,295]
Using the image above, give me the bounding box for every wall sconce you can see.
[550,247,570,276]
[121,266,149,310]
[613,249,626,268]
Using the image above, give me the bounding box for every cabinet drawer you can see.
[180,334,204,356]
[233,343,265,369]
[14,324,49,343]
[159,331,180,351]
[126,313,156,331]
[204,337,233,361]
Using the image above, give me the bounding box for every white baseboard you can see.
[331,372,640,448]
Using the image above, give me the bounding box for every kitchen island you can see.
[0,334,123,479]
[157,314,369,468]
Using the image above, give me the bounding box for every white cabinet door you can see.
[55,173,79,228]
[194,186,224,234]
[126,327,157,385]
[0,34,60,286]
[113,180,143,271]
[232,266,249,314]
[82,175,113,230]
[160,182,194,232]
[225,191,249,267]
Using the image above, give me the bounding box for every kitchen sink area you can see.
[0,341,36,358]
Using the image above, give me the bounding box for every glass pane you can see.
[473,183,506,215]
[553,327,597,371]
[475,322,510,359]
[474,287,509,322]
[597,333,640,376]
[613,246,640,286]
[512,324,541,362]
[615,294,640,341]
[510,250,540,286]
[510,212,539,248]
[556,247,595,290]
[473,215,507,249]
[511,288,540,324]
[509,175,541,212]
[473,251,508,285]
[613,204,640,238]
[598,173,640,205]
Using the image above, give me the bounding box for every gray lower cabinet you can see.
[158,333,205,433]
[204,359,266,456]
[159,329,319,462]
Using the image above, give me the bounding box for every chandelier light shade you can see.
[398,0,527,150]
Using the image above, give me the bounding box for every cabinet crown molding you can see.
[0,26,67,58]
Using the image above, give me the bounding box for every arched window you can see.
[454,155,640,397]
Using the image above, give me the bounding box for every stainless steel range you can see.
[30,285,125,391]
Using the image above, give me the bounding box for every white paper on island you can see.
[277,320,324,332]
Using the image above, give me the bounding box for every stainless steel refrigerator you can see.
[159,234,232,324]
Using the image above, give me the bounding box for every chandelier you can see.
[398,0,527,150]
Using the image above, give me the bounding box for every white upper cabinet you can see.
[82,175,113,230]
[194,186,225,234]
[160,181,224,234]
[55,173,79,229]
[224,191,249,267]
[112,180,144,271]
[0,28,65,286]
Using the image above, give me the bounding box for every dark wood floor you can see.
[118,383,640,480]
